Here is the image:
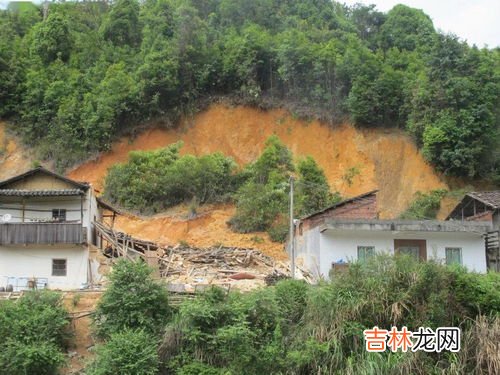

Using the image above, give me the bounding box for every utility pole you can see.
[289,176,295,279]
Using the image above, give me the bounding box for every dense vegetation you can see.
[400,189,447,220]
[105,136,337,241]
[0,1,498,180]
[84,257,500,375]
[104,142,238,213]
[229,135,339,241]
[0,291,70,375]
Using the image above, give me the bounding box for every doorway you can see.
[394,239,427,261]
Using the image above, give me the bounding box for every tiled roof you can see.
[467,191,500,209]
[0,189,84,196]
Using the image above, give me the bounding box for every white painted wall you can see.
[0,245,88,290]
[318,230,487,279]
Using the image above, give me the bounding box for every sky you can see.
[342,0,499,48]
[0,1,498,47]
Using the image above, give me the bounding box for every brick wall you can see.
[302,194,378,231]
[465,211,493,222]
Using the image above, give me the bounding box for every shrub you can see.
[230,181,288,233]
[400,189,447,219]
[0,341,66,375]
[155,256,500,374]
[93,259,170,338]
[0,290,69,375]
[86,329,159,375]
[104,142,238,213]
[296,156,341,216]
[450,267,500,316]
[230,136,338,242]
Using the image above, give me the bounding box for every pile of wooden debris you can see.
[157,245,313,292]
[94,220,313,291]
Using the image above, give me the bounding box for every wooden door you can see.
[394,239,427,261]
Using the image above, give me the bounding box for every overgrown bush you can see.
[400,189,447,219]
[230,136,339,242]
[0,290,69,375]
[157,255,500,374]
[86,329,159,375]
[104,142,238,213]
[93,259,170,339]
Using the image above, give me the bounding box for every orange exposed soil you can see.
[0,122,33,180]
[68,104,447,215]
[66,104,448,257]
[114,203,287,260]
[61,291,103,374]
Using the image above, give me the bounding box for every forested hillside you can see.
[1,0,499,181]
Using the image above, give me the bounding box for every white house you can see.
[446,191,500,271]
[0,167,112,291]
[294,191,492,280]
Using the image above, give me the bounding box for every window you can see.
[445,247,462,265]
[52,259,67,276]
[52,209,66,222]
[357,246,375,262]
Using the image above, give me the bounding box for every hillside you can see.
[0,122,32,180]
[63,104,446,254]
[1,1,498,182]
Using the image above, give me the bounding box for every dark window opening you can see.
[52,259,67,276]
[52,209,67,222]
[357,246,375,262]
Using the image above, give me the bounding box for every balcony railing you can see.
[0,223,84,245]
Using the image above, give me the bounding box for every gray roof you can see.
[320,219,492,234]
[466,191,500,209]
[0,189,84,196]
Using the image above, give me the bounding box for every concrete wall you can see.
[295,226,322,278]
[0,245,88,290]
[318,230,487,278]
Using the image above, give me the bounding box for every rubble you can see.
[94,220,314,291]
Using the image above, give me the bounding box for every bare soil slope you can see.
[0,122,32,180]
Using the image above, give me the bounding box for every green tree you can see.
[86,329,159,375]
[30,13,72,63]
[296,156,339,216]
[93,259,170,338]
[379,4,435,51]
[400,189,447,219]
[101,0,141,47]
